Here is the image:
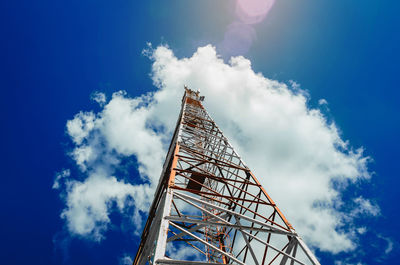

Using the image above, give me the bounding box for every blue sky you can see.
[1,0,399,264]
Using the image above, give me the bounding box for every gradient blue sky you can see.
[1,0,399,264]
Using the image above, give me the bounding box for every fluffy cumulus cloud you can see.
[56,44,378,256]
[61,175,152,240]
[56,92,165,240]
[148,44,373,253]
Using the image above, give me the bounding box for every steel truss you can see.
[133,88,321,265]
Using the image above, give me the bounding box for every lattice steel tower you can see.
[133,87,321,265]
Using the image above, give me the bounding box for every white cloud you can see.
[167,244,202,261]
[377,234,394,255]
[146,44,372,253]
[352,197,380,217]
[91,91,107,106]
[357,227,367,235]
[384,239,394,255]
[53,169,70,189]
[66,111,97,146]
[61,174,151,241]
[318,98,328,105]
[58,92,166,239]
[65,91,166,180]
[57,44,376,256]
[120,254,133,265]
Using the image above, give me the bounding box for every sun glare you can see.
[236,0,275,24]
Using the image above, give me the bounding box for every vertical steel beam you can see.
[153,188,174,262]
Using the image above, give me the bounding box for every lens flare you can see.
[220,0,276,57]
[219,22,256,56]
[236,0,275,24]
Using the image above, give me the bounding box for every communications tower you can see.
[133,87,321,265]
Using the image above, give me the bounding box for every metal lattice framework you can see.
[133,88,321,265]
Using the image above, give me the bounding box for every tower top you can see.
[183,85,204,102]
